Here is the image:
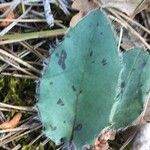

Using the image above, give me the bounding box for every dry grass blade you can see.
[0,73,39,80]
[57,0,70,15]
[0,123,42,146]
[0,53,27,72]
[0,49,41,75]
[29,133,44,145]
[2,145,12,150]
[119,130,137,150]
[0,6,32,36]
[107,8,150,51]
[0,107,14,112]
[0,127,31,133]
[21,0,26,13]
[19,41,45,60]
[0,18,60,23]
[12,144,21,150]
[0,103,36,112]
[0,41,45,73]
[0,54,36,77]
[0,2,13,9]
[0,29,66,45]
[114,9,150,35]
[0,115,40,147]
[0,130,23,143]
[133,0,149,17]
[41,138,50,147]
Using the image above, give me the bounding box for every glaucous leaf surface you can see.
[37,9,150,149]
[110,48,150,128]
[37,9,121,148]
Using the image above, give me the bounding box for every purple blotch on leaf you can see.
[58,50,67,70]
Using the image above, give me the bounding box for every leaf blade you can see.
[37,9,121,148]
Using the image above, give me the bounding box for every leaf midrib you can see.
[70,17,99,142]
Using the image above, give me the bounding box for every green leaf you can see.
[37,9,150,149]
[110,48,150,128]
[37,9,121,149]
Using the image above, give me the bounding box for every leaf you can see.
[0,6,15,27]
[37,9,121,149]
[0,112,22,129]
[72,0,99,12]
[37,9,150,149]
[70,0,99,27]
[110,49,150,128]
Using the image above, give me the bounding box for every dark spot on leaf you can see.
[58,50,67,70]
[142,61,146,68]
[60,137,67,143]
[100,32,103,35]
[132,68,136,71]
[72,85,76,92]
[90,51,93,57]
[57,98,64,106]
[79,90,82,94]
[140,83,143,87]
[101,58,108,66]
[49,82,53,85]
[74,123,82,131]
[96,22,99,26]
[63,121,66,124]
[92,61,95,63]
[49,124,57,131]
[55,53,59,57]
[121,81,126,88]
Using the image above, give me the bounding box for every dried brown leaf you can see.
[0,113,22,129]
[91,128,116,150]
[0,6,15,27]
[72,0,99,12]
[70,0,99,27]
[70,11,84,28]
[101,0,150,17]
